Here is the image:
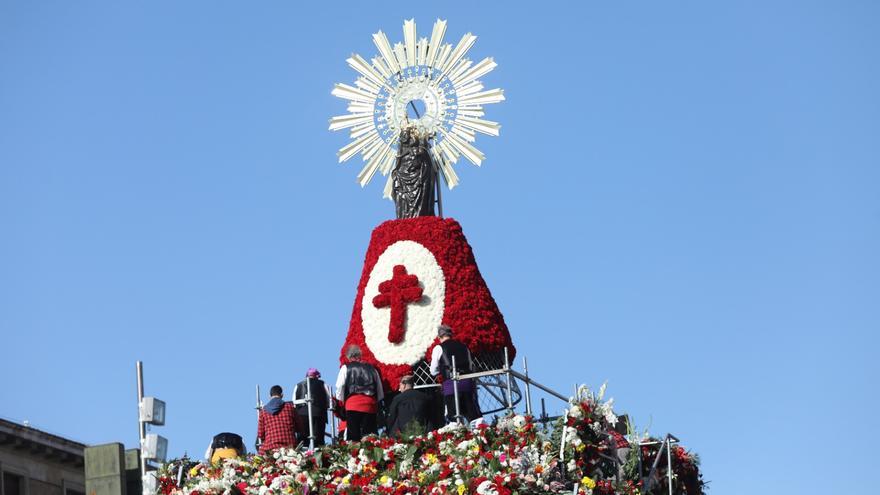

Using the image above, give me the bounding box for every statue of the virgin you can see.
[391,126,436,219]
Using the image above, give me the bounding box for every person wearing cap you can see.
[386,375,431,436]
[334,345,384,441]
[429,325,480,423]
[293,368,331,446]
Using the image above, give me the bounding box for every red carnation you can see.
[340,217,515,389]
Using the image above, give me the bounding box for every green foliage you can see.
[399,419,427,440]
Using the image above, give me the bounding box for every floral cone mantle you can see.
[341,216,515,390]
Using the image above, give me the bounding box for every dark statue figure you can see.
[392,127,436,219]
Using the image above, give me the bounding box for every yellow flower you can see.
[457,484,466,495]
[576,444,586,452]
[189,467,199,477]
[426,453,439,464]
[581,476,596,489]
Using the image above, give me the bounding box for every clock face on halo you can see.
[360,240,446,365]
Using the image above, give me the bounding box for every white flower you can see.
[476,480,499,495]
[497,414,527,432]
[605,411,618,427]
[576,384,592,402]
[456,439,477,453]
[360,241,446,365]
[438,422,466,435]
[597,398,618,427]
[597,381,607,401]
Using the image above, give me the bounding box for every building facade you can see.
[0,419,85,495]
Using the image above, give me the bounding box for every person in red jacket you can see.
[257,385,297,454]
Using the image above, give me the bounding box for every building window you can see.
[3,472,24,495]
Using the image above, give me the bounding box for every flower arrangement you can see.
[159,386,704,495]
[340,217,515,390]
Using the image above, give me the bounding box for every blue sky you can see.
[1,1,877,493]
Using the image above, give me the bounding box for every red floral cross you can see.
[372,264,424,343]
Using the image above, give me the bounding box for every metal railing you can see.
[416,350,681,495]
[411,349,524,415]
[640,434,680,495]
[259,353,681,495]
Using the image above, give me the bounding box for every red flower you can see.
[340,217,515,389]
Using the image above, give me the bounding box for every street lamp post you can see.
[137,361,168,495]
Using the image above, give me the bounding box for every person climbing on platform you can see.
[334,345,384,441]
[386,375,431,436]
[293,368,330,446]
[430,325,480,423]
[256,385,297,453]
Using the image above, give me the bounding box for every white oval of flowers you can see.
[361,240,446,365]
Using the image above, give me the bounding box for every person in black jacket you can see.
[387,375,430,436]
[293,368,330,446]
[429,325,480,423]
[334,345,384,441]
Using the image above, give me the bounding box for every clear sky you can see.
[1,1,877,493]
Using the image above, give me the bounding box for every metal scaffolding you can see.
[410,349,524,415]
[414,352,681,495]
[269,353,682,495]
